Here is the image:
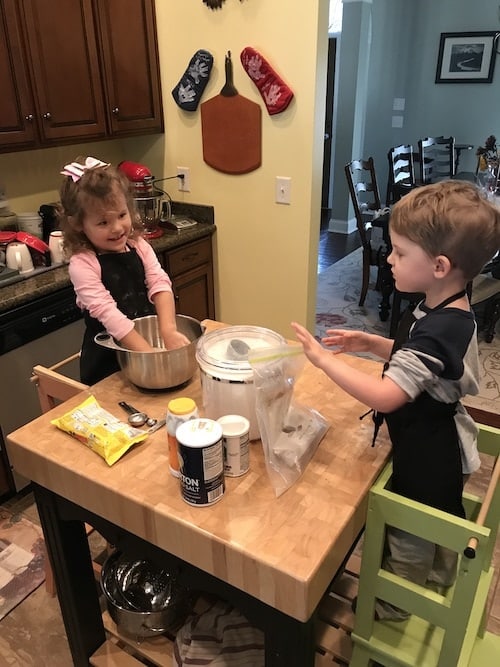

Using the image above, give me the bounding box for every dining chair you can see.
[386,144,417,205]
[469,274,500,343]
[30,353,111,596]
[418,136,456,184]
[344,158,392,319]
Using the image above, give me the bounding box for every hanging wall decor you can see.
[240,47,294,115]
[202,0,226,8]
[172,50,214,111]
[435,31,497,83]
[202,0,245,9]
[201,51,261,174]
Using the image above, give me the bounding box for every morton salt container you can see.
[176,418,224,506]
[195,325,286,440]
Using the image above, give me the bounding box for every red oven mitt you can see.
[240,47,294,115]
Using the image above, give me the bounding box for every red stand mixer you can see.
[118,161,172,239]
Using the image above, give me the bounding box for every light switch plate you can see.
[275,176,291,204]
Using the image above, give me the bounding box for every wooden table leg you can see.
[33,484,106,666]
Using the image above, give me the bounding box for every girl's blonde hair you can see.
[58,160,143,255]
[390,180,500,280]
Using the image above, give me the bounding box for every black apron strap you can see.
[428,289,467,311]
[80,247,155,385]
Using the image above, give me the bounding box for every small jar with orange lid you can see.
[166,397,199,478]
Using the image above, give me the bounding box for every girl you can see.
[59,157,189,385]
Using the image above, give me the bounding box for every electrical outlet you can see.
[177,167,190,192]
[275,176,291,205]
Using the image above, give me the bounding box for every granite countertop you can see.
[0,203,215,315]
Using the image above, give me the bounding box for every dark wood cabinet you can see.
[0,0,39,149]
[161,236,216,322]
[22,0,107,144]
[0,0,163,153]
[95,0,163,137]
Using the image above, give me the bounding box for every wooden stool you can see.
[31,355,110,597]
[350,423,500,666]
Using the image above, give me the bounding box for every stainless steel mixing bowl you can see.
[94,314,204,389]
[100,550,193,638]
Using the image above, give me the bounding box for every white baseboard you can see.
[328,217,357,234]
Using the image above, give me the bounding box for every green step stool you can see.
[350,423,500,667]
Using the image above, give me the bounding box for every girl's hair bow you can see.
[60,156,110,182]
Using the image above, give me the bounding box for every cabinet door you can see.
[0,0,38,149]
[161,237,216,322]
[20,0,107,142]
[174,264,215,322]
[96,0,164,136]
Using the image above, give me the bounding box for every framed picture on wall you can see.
[435,31,497,83]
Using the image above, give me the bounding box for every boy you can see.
[292,180,500,620]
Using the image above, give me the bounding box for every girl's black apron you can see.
[375,291,467,518]
[80,247,155,385]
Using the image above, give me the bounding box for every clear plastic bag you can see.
[248,345,329,497]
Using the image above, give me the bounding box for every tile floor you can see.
[0,491,74,666]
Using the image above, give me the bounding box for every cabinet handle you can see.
[42,112,52,120]
[112,107,119,115]
[25,114,34,122]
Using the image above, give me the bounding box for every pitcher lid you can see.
[196,325,285,372]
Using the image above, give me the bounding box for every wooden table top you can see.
[7,321,390,621]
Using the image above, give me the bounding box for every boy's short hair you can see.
[390,180,500,280]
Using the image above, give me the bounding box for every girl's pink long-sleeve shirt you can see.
[68,236,172,341]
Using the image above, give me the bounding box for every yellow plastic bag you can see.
[51,395,148,465]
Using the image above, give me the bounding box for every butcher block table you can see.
[7,320,390,666]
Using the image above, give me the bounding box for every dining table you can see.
[6,320,391,666]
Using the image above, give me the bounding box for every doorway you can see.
[321,37,337,213]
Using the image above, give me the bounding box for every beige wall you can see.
[0,0,328,338]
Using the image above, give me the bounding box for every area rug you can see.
[316,247,500,416]
[0,507,45,620]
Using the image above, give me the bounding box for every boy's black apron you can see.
[80,247,155,385]
[373,290,467,519]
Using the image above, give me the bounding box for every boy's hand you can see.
[291,321,328,366]
[322,329,372,354]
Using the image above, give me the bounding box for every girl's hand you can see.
[322,329,372,354]
[163,329,190,350]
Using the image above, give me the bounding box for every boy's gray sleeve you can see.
[384,348,441,399]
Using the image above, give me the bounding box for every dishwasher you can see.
[0,285,85,498]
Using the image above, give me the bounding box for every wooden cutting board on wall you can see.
[201,51,261,175]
